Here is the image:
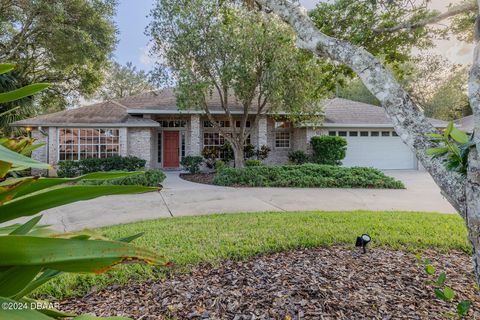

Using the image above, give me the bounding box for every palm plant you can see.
[0,63,164,319]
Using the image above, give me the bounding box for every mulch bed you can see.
[180,173,216,185]
[60,247,479,319]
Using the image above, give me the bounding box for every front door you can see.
[163,131,180,168]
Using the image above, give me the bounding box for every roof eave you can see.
[11,122,160,128]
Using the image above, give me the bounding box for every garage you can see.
[328,129,417,170]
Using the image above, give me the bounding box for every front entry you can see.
[163,131,180,168]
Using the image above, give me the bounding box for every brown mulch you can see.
[180,173,216,185]
[60,247,479,319]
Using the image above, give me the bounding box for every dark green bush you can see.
[245,159,262,167]
[57,156,146,177]
[213,164,404,189]
[181,156,203,174]
[288,150,310,165]
[215,160,226,173]
[79,169,166,187]
[310,136,347,165]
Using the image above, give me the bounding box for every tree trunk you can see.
[232,144,245,168]
[466,150,480,280]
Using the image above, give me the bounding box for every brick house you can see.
[12,89,446,174]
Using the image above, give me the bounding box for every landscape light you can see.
[355,233,371,254]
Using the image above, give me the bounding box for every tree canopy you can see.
[0,0,118,113]
[149,0,331,166]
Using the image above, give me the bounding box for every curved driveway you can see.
[36,170,455,231]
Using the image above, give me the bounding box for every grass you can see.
[36,210,469,299]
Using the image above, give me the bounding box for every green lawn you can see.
[37,210,469,299]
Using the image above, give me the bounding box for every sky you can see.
[112,0,473,72]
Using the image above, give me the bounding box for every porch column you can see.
[189,114,201,156]
[257,116,267,148]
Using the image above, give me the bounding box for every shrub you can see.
[79,169,166,187]
[256,145,271,160]
[215,160,226,173]
[245,159,262,167]
[288,150,309,165]
[57,155,146,177]
[181,156,203,174]
[213,163,404,189]
[310,136,347,165]
[202,147,218,169]
[220,143,234,162]
[244,144,256,159]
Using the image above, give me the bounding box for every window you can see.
[349,131,358,137]
[328,131,336,136]
[360,131,369,137]
[392,131,398,137]
[338,131,347,137]
[58,128,120,161]
[235,120,251,128]
[160,120,186,128]
[203,133,250,158]
[370,131,379,137]
[275,132,290,148]
[274,121,290,129]
[181,131,186,158]
[204,120,230,128]
[382,131,391,137]
[157,132,162,163]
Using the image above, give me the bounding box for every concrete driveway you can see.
[33,170,455,231]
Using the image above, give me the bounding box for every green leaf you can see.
[0,265,43,297]
[426,147,448,156]
[457,300,471,317]
[425,264,435,275]
[0,145,50,172]
[9,216,43,235]
[0,297,52,320]
[449,127,469,144]
[443,286,455,301]
[79,171,145,180]
[444,121,453,140]
[14,269,62,299]
[0,63,15,75]
[434,288,446,301]
[21,297,75,318]
[0,236,165,273]
[117,232,144,243]
[0,83,50,104]
[425,133,443,139]
[0,185,157,223]
[436,272,446,287]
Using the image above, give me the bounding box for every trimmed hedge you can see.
[79,169,166,187]
[212,164,405,189]
[57,156,146,177]
[310,136,347,165]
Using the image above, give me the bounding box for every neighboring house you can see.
[455,115,474,133]
[12,89,447,174]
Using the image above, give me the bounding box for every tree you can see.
[95,61,154,101]
[0,0,118,112]
[254,0,480,285]
[149,0,330,167]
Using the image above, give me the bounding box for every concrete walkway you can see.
[33,170,455,231]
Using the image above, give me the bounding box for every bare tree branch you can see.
[374,2,477,33]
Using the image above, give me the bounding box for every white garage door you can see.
[330,130,417,170]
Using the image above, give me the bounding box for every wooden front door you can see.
[163,131,180,168]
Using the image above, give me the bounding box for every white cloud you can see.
[138,42,155,68]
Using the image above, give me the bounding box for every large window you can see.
[203,132,250,158]
[58,128,120,161]
[275,132,290,148]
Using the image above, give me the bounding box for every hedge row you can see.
[212,164,405,189]
[79,169,166,187]
[57,156,146,177]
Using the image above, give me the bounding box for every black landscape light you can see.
[355,233,371,254]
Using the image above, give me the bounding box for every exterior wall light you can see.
[355,233,371,254]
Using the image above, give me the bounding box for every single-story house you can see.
[12,89,447,174]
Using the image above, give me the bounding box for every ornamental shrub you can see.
[310,136,347,165]
[214,160,226,173]
[245,159,262,167]
[57,156,146,177]
[181,156,203,174]
[288,150,310,165]
[79,169,166,187]
[212,163,404,189]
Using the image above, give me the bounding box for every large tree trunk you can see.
[232,143,245,168]
[254,0,480,285]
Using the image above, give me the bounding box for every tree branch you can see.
[374,2,477,33]
[256,0,467,213]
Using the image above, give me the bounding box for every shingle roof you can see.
[11,89,447,128]
[455,115,474,133]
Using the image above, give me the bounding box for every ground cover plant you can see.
[36,210,467,299]
[212,163,404,188]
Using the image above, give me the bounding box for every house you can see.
[12,89,447,173]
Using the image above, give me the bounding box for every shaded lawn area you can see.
[37,210,469,300]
